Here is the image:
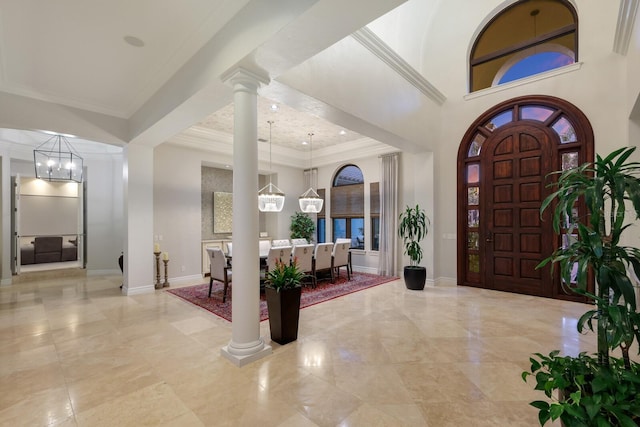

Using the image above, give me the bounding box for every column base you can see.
[220,338,272,367]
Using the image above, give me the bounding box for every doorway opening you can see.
[457,95,593,300]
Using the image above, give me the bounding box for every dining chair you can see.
[335,238,353,274]
[291,238,308,246]
[332,240,351,281]
[271,239,290,248]
[225,242,232,257]
[313,242,334,283]
[265,246,293,273]
[258,240,272,257]
[292,243,315,288]
[207,247,231,302]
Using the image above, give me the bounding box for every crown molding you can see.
[351,26,446,105]
[614,0,639,55]
[167,126,393,169]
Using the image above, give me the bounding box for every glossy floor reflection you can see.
[0,273,596,426]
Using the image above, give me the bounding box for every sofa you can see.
[21,236,78,265]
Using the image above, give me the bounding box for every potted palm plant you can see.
[290,211,315,243]
[523,147,640,426]
[264,258,305,345]
[398,204,430,290]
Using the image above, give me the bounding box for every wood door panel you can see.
[493,160,513,178]
[520,209,541,227]
[494,209,513,227]
[494,233,513,251]
[495,136,514,155]
[520,157,541,176]
[521,259,542,279]
[483,125,555,297]
[494,257,513,275]
[494,185,513,202]
[520,233,541,253]
[520,182,541,202]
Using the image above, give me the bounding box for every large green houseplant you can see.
[290,211,315,243]
[523,147,640,426]
[398,204,430,290]
[264,258,304,345]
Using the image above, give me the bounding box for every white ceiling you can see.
[0,0,401,159]
[0,0,249,118]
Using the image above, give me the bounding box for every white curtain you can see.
[378,153,398,276]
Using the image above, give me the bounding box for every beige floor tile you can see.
[0,272,600,426]
[75,382,191,427]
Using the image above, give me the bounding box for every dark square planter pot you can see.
[403,266,426,290]
[265,286,302,345]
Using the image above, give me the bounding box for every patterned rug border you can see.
[166,272,397,322]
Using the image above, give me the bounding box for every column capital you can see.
[221,68,270,92]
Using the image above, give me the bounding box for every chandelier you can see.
[258,120,285,212]
[33,133,83,183]
[299,132,323,213]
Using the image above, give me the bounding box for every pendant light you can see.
[258,120,285,212]
[33,133,83,182]
[299,132,323,213]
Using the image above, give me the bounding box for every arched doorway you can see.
[457,95,593,300]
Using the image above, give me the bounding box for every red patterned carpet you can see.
[166,272,397,322]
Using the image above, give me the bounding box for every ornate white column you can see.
[220,69,272,366]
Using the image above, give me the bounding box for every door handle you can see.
[486,231,493,242]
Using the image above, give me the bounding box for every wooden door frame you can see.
[456,95,594,300]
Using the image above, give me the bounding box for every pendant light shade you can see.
[299,132,323,213]
[258,121,285,212]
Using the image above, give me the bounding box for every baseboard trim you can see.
[434,276,457,287]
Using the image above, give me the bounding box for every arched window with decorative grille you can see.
[470,0,577,92]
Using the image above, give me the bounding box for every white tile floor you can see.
[0,271,596,426]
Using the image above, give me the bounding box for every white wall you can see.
[417,0,632,284]
[85,154,124,273]
[153,143,305,281]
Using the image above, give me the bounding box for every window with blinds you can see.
[331,165,365,248]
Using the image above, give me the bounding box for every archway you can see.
[457,95,593,300]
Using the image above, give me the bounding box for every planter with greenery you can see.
[398,204,430,290]
[264,258,305,345]
[290,211,315,243]
[522,147,640,426]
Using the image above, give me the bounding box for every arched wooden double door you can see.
[457,96,594,300]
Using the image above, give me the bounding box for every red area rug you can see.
[166,272,396,322]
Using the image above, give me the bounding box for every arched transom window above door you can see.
[470,0,578,92]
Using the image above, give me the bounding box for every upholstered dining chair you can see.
[313,242,334,283]
[271,239,290,248]
[335,238,353,275]
[332,240,351,281]
[207,247,231,302]
[258,240,272,257]
[291,238,308,246]
[265,246,293,273]
[292,243,315,287]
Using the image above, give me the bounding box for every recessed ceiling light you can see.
[124,35,145,47]
[339,130,347,135]
[270,104,279,111]
[301,140,308,145]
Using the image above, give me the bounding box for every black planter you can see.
[403,266,426,290]
[265,286,302,345]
